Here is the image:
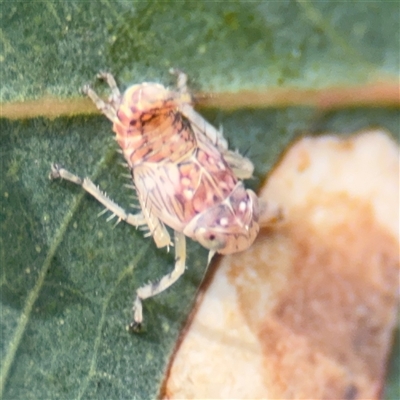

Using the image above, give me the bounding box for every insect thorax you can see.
[112,83,196,167]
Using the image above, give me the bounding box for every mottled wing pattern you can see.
[133,146,238,235]
[190,116,254,180]
[133,162,187,232]
[179,104,229,151]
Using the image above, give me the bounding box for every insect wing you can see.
[133,163,186,233]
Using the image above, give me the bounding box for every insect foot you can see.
[52,70,261,331]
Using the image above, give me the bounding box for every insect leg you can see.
[130,231,186,331]
[82,84,118,123]
[142,211,172,249]
[169,68,188,94]
[96,72,121,106]
[50,164,146,227]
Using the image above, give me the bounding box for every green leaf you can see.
[1,0,398,102]
[1,109,399,399]
[1,1,399,399]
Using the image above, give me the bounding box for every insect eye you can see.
[195,228,226,251]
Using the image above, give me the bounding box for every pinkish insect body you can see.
[113,81,259,254]
[51,71,259,330]
[114,83,196,166]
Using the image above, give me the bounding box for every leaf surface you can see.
[1,1,399,399]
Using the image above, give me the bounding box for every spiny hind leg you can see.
[50,164,147,227]
[130,231,186,332]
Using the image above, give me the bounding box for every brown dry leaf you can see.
[163,129,399,399]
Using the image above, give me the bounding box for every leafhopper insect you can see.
[51,70,259,331]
